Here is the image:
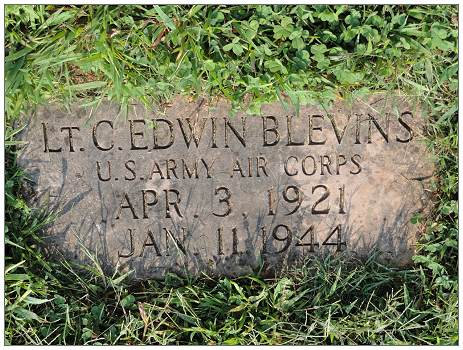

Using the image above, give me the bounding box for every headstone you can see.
[18,94,434,279]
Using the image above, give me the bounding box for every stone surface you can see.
[18,94,434,279]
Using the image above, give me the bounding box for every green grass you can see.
[5,5,458,345]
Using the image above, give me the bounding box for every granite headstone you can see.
[17,94,434,279]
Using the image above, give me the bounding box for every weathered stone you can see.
[18,94,434,279]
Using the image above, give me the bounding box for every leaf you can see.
[345,12,361,27]
[281,16,293,27]
[121,294,135,308]
[5,273,30,281]
[13,308,40,321]
[310,43,328,55]
[25,296,50,305]
[273,25,292,40]
[425,59,433,85]
[430,37,453,51]
[5,238,25,250]
[232,44,243,56]
[5,260,26,274]
[342,28,358,42]
[334,69,364,85]
[264,59,287,74]
[153,5,176,31]
[437,103,457,125]
[259,44,273,56]
[223,43,234,52]
[292,37,305,50]
[211,10,224,24]
[204,60,216,70]
[431,26,449,39]
[67,81,107,91]
[318,10,338,23]
[82,327,93,341]
[223,338,241,345]
[229,302,249,313]
[411,213,422,224]
[53,295,66,305]
[42,9,75,28]
[5,46,33,63]
[243,20,259,41]
[273,277,294,304]
[175,312,198,325]
[289,30,301,41]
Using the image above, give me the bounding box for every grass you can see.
[4,5,458,345]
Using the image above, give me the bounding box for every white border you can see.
[1,1,460,349]
[458,0,462,348]
[0,3,4,349]
[1,1,462,4]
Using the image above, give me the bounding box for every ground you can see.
[4,5,458,345]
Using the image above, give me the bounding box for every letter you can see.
[262,116,279,146]
[41,123,62,152]
[328,114,351,144]
[335,154,347,175]
[165,227,186,255]
[232,227,239,255]
[247,157,252,177]
[261,226,268,254]
[139,230,162,257]
[257,156,269,177]
[129,119,148,150]
[271,224,293,254]
[322,224,346,252]
[213,186,232,217]
[284,156,298,176]
[396,111,413,143]
[142,189,158,219]
[312,185,330,214]
[211,117,218,148]
[217,227,224,255]
[267,190,275,216]
[60,126,80,152]
[302,155,316,176]
[355,114,362,144]
[166,159,178,179]
[350,154,362,175]
[320,155,332,175]
[96,161,111,181]
[124,160,136,181]
[118,228,134,258]
[295,225,318,252]
[93,120,114,151]
[182,159,198,179]
[164,189,182,218]
[224,117,246,148]
[177,117,207,148]
[149,161,165,180]
[153,118,174,149]
[200,158,213,178]
[231,159,245,178]
[286,116,304,146]
[308,115,326,145]
[115,193,138,220]
[212,186,231,217]
[367,113,389,143]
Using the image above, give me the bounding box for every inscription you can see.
[19,97,432,278]
[41,112,413,153]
